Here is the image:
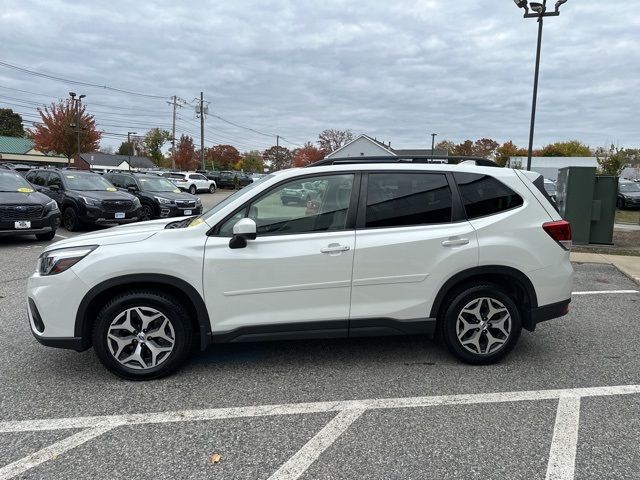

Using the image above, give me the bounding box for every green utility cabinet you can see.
[556,167,618,245]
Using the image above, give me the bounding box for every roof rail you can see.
[307,155,500,168]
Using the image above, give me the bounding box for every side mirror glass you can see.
[49,184,60,191]
[229,218,257,249]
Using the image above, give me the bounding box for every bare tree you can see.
[317,129,353,154]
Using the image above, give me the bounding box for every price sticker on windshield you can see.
[106,187,117,192]
[17,187,34,193]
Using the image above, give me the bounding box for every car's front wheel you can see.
[92,291,194,380]
[441,284,522,365]
[140,204,154,221]
[189,185,197,195]
[62,207,80,231]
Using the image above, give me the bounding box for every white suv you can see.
[27,163,573,379]
[168,172,216,195]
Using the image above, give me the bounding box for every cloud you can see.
[0,0,638,151]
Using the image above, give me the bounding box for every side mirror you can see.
[229,218,257,249]
[127,185,138,193]
[49,184,60,191]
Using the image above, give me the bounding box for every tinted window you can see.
[106,174,122,187]
[218,174,354,236]
[365,173,452,228]
[35,171,50,186]
[47,174,62,189]
[123,176,137,188]
[454,173,523,219]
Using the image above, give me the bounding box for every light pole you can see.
[514,0,568,171]
[127,132,137,171]
[431,133,437,153]
[69,92,85,167]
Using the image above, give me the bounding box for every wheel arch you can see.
[75,274,212,351]
[429,266,539,331]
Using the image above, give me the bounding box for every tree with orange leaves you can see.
[174,135,198,170]
[292,142,325,167]
[31,100,101,161]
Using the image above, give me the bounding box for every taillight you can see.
[543,220,572,250]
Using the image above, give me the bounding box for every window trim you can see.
[452,172,525,221]
[208,171,362,237]
[355,170,463,230]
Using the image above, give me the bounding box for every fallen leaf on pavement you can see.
[210,453,222,464]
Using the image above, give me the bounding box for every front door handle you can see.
[321,243,351,254]
[442,238,469,247]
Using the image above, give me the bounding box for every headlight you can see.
[132,197,142,208]
[44,199,59,212]
[154,196,174,205]
[37,246,97,276]
[195,198,202,205]
[79,196,100,206]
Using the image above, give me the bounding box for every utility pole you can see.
[167,96,181,170]
[69,92,85,168]
[276,135,280,170]
[431,133,437,153]
[127,132,137,171]
[200,91,205,170]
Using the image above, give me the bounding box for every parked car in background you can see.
[27,162,573,379]
[104,172,202,221]
[0,169,60,240]
[26,168,142,231]
[618,180,640,209]
[166,172,216,194]
[280,180,320,205]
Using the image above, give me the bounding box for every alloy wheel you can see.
[456,297,511,355]
[107,306,175,369]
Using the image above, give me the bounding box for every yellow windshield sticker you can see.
[188,217,204,228]
[173,189,180,193]
[17,187,34,193]
[106,187,117,192]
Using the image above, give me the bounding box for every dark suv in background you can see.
[26,169,141,231]
[0,169,60,240]
[104,172,203,220]
[198,170,253,189]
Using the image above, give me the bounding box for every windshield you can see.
[139,177,180,192]
[0,171,34,192]
[619,183,640,192]
[64,173,116,191]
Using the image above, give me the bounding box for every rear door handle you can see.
[442,238,469,247]
[321,243,351,254]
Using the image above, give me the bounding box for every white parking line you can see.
[267,409,365,480]
[572,290,639,295]
[546,397,581,480]
[0,424,119,480]
[0,385,638,479]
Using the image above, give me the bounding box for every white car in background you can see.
[166,172,216,195]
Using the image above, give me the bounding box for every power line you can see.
[0,60,168,99]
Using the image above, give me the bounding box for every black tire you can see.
[189,185,197,195]
[617,198,625,209]
[62,207,80,231]
[440,284,522,365]
[208,184,216,194]
[92,290,195,380]
[140,204,154,221]
[35,230,56,241]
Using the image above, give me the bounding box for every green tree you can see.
[116,141,134,156]
[0,108,24,137]
[143,128,170,165]
[596,145,630,176]
[242,150,264,173]
[540,140,592,157]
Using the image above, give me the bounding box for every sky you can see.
[0,0,639,153]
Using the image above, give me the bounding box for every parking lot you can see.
[1,192,639,479]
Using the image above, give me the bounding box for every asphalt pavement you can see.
[0,191,639,479]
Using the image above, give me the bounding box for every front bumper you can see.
[79,206,142,225]
[0,210,61,237]
[159,204,203,218]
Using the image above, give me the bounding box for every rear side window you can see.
[30,171,49,186]
[47,174,62,189]
[454,173,523,219]
[365,173,452,228]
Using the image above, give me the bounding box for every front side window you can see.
[454,172,523,219]
[47,174,62,189]
[365,173,452,228]
[219,174,354,236]
[33,171,50,186]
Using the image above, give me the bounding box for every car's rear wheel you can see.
[208,184,216,194]
[62,207,80,231]
[441,284,521,365]
[92,291,194,380]
[189,185,197,195]
[35,230,56,241]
